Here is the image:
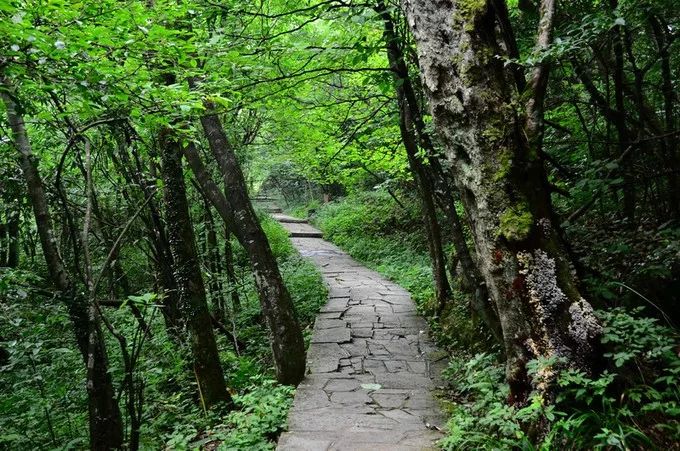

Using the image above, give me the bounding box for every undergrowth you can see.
[0,218,325,450]
[439,308,680,450]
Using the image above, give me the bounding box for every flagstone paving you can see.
[275,218,447,451]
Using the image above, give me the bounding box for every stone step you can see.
[289,231,323,238]
[273,214,308,224]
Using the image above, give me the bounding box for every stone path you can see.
[275,218,447,451]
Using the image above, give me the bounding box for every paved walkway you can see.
[275,217,446,451]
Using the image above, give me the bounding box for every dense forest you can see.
[1,0,678,449]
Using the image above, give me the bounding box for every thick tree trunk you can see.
[1,80,124,449]
[402,0,601,402]
[376,2,501,338]
[183,127,305,385]
[158,127,232,410]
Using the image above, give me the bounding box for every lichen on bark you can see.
[455,0,489,31]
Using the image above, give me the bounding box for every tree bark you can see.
[610,10,636,223]
[1,78,124,450]
[649,15,680,219]
[223,227,241,310]
[0,223,7,266]
[402,0,601,402]
[158,127,232,410]
[110,130,183,334]
[400,98,452,311]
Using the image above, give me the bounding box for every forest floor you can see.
[273,212,447,451]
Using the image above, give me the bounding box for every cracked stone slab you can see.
[307,343,348,373]
[351,328,374,339]
[311,327,351,344]
[314,318,348,329]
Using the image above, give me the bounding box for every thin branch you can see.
[91,191,157,295]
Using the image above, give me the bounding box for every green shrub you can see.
[0,214,325,450]
[439,308,680,450]
[259,214,295,260]
[163,377,294,450]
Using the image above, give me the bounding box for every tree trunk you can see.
[398,96,452,311]
[223,227,241,310]
[182,131,305,385]
[376,2,501,338]
[201,197,226,322]
[649,15,680,219]
[402,0,601,402]
[610,13,636,223]
[158,127,232,410]
[1,79,124,450]
[0,223,7,266]
[376,2,451,310]
[110,131,183,334]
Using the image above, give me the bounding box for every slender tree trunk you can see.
[223,227,241,310]
[110,133,183,334]
[398,96,452,310]
[375,2,451,309]
[201,199,226,321]
[610,12,636,223]
[1,78,124,450]
[0,223,7,266]
[158,127,232,410]
[402,0,601,402]
[649,16,679,219]
[182,135,305,385]
[5,212,18,267]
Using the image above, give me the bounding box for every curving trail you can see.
[274,214,446,451]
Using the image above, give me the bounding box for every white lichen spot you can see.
[523,249,567,315]
[568,298,602,343]
[518,249,570,358]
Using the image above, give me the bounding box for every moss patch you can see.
[455,0,488,31]
[498,202,533,242]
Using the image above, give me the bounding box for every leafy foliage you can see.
[439,309,680,450]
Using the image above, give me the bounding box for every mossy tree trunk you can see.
[376,1,502,338]
[402,0,601,402]
[158,127,233,410]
